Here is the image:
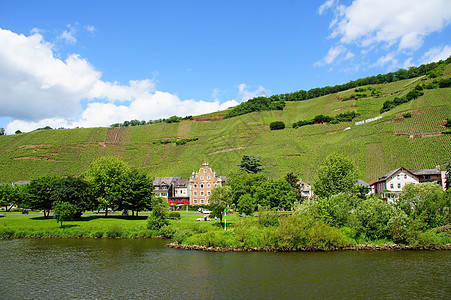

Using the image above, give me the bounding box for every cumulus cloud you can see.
[0,28,240,134]
[318,0,451,65]
[237,83,269,102]
[420,45,451,64]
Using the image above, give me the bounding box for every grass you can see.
[0,78,450,183]
[0,213,236,239]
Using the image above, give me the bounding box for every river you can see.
[0,239,450,299]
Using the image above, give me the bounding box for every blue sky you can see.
[1,0,450,133]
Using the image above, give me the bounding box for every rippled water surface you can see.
[1,239,450,299]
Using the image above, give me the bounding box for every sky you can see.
[1,0,451,134]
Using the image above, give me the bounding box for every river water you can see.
[0,239,450,299]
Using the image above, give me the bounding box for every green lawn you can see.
[0,213,237,239]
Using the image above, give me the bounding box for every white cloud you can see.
[318,0,451,65]
[0,28,240,134]
[420,45,451,64]
[318,0,336,15]
[58,24,77,45]
[237,83,269,102]
[315,45,346,66]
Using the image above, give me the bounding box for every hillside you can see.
[1,67,450,183]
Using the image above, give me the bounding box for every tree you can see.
[24,176,61,217]
[147,197,169,230]
[227,171,267,206]
[237,194,256,215]
[313,153,358,198]
[0,128,5,135]
[209,185,232,223]
[395,182,449,229]
[239,155,265,174]
[269,121,285,130]
[445,160,451,190]
[0,184,27,211]
[50,176,94,218]
[53,202,76,227]
[284,172,304,202]
[254,179,296,210]
[84,156,130,216]
[114,170,153,216]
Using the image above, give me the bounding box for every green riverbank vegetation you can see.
[2,154,449,251]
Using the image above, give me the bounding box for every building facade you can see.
[189,161,226,205]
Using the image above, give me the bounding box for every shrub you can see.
[160,225,177,238]
[168,211,181,219]
[403,112,412,118]
[269,121,285,131]
[438,78,451,88]
[354,197,393,241]
[147,197,169,230]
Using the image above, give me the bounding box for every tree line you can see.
[110,115,193,128]
[206,153,451,246]
[223,56,451,119]
[0,157,157,220]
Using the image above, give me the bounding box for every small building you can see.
[298,179,313,199]
[369,166,446,201]
[370,167,419,196]
[152,177,181,199]
[168,178,190,206]
[189,160,226,205]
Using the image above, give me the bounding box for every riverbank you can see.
[167,243,451,252]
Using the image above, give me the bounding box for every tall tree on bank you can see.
[209,185,232,223]
[313,153,358,199]
[239,155,265,174]
[114,169,153,216]
[84,156,130,216]
[25,176,61,217]
[50,176,94,218]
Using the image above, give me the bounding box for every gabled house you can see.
[152,177,181,199]
[168,178,190,206]
[369,166,446,200]
[370,167,419,195]
[189,160,226,205]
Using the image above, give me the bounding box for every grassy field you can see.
[0,212,230,239]
[0,76,450,183]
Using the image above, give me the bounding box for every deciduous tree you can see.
[84,157,130,216]
[313,153,358,198]
[53,201,76,227]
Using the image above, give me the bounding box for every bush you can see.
[147,197,169,230]
[403,112,412,118]
[168,211,181,219]
[160,225,177,238]
[269,121,285,131]
[438,78,451,88]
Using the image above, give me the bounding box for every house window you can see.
[207,183,211,188]
[204,169,207,173]
[214,183,218,187]
[193,199,197,204]
[390,183,394,189]
[193,191,197,196]
[200,191,204,196]
[200,176,204,180]
[404,174,407,179]
[200,183,204,189]
[194,183,197,188]
[207,191,211,196]
[207,199,210,204]
[207,176,210,180]
[398,183,401,189]
[200,199,204,204]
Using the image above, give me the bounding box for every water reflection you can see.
[0,239,450,299]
